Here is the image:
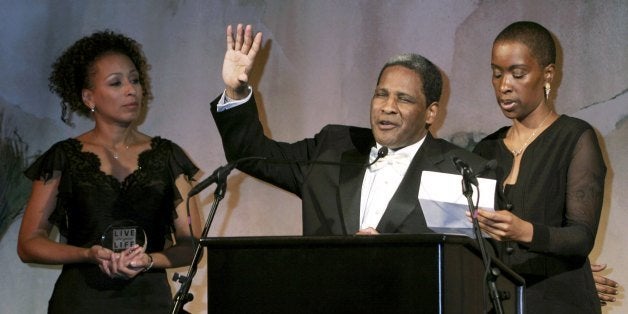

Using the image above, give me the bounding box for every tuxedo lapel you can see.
[377,134,445,233]
[339,149,368,234]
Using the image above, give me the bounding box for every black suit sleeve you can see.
[210,94,315,196]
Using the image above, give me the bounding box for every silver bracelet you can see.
[142,254,154,272]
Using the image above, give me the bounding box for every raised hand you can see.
[222,24,263,99]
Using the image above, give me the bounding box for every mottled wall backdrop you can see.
[0,1,625,313]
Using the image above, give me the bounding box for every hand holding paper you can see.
[474,208,534,243]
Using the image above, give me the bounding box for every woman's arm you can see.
[17,174,112,265]
[476,128,606,257]
[114,173,202,279]
[144,174,201,270]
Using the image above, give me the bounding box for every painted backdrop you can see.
[0,1,626,313]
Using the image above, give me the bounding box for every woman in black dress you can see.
[473,21,606,313]
[17,30,201,313]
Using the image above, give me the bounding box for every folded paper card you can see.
[418,170,496,238]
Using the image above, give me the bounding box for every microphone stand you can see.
[169,164,232,314]
[459,170,505,314]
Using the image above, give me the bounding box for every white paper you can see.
[418,170,496,238]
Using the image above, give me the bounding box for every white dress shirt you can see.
[216,87,253,111]
[359,139,424,230]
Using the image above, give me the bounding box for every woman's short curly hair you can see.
[48,30,152,124]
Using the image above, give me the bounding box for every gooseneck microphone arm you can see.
[366,146,389,168]
[451,156,504,314]
[262,146,388,169]
[171,156,265,314]
[188,156,265,197]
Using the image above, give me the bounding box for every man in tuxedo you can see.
[208,24,621,308]
[211,24,488,236]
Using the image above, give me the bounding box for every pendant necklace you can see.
[510,111,553,156]
[99,139,130,159]
[108,145,129,159]
[94,133,132,160]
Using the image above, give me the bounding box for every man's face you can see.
[370,65,437,149]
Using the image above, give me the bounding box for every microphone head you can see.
[377,147,389,158]
[365,146,389,168]
[451,156,464,171]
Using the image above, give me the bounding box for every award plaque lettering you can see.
[101,220,147,252]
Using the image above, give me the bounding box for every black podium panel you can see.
[201,234,524,314]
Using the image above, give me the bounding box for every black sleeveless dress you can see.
[25,137,198,314]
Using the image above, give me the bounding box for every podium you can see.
[200,234,524,314]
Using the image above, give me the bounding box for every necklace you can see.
[106,145,130,159]
[95,137,131,159]
[510,111,553,156]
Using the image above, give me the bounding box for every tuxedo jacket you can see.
[211,95,489,235]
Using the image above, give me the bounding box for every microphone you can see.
[192,148,390,197]
[451,156,479,186]
[188,156,266,197]
[366,146,389,168]
[265,147,388,168]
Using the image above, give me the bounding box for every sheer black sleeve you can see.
[533,128,606,256]
[166,139,199,212]
[24,141,69,182]
[23,139,74,236]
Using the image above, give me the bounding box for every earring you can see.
[90,106,95,113]
[544,83,551,100]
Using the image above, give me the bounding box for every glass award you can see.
[100,220,147,252]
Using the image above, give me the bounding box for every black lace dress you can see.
[24,137,198,314]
